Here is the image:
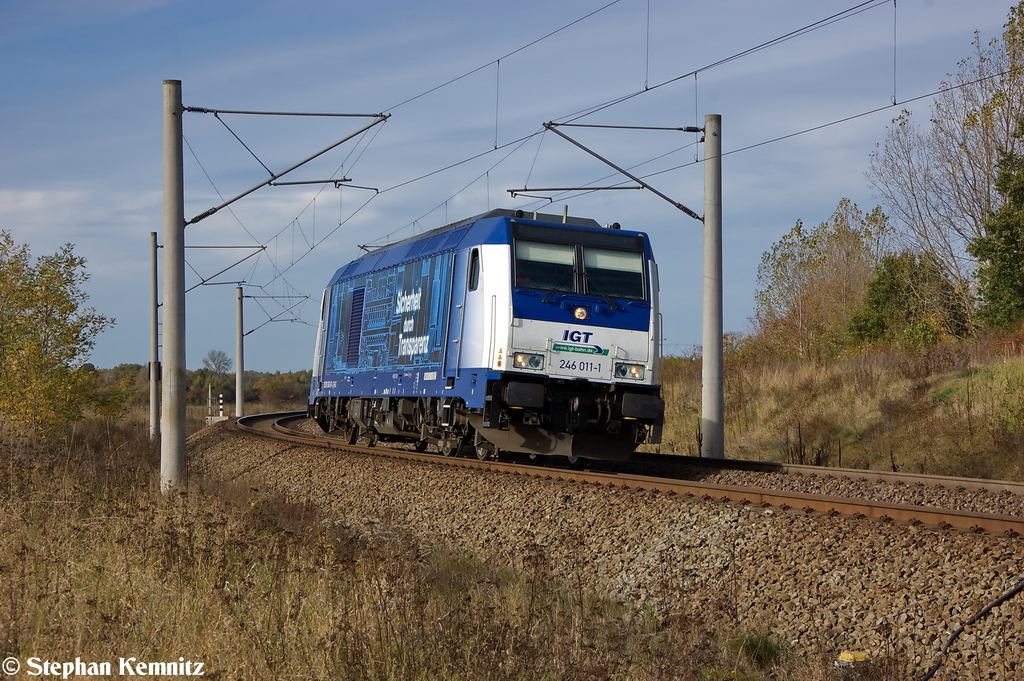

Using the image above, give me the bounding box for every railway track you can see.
[235,412,1024,536]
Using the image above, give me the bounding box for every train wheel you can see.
[414,439,428,452]
[364,430,378,447]
[339,422,358,445]
[475,444,494,461]
[527,453,546,466]
[565,454,586,470]
[440,441,456,456]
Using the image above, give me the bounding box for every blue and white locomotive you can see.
[308,208,664,463]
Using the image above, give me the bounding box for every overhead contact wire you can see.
[555,0,890,124]
[360,0,890,236]
[383,0,626,112]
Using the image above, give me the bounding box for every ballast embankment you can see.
[188,421,1024,678]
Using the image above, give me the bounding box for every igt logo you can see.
[562,329,594,343]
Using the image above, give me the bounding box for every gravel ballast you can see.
[189,422,1024,678]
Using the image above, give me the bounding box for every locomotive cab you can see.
[470,218,663,461]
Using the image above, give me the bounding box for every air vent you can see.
[346,288,365,365]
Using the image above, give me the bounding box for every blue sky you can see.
[0,0,1014,371]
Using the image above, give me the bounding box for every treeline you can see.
[0,224,310,443]
[91,364,312,408]
[748,3,1024,360]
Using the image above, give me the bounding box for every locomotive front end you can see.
[475,218,664,461]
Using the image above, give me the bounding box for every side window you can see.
[468,248,480,291]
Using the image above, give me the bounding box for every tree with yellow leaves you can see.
[0,231,112,439]
[753,199,889,361]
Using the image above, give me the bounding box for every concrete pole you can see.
[701,113,724,458]
[161,79,186,491]
[149,231,160,440]
[235,286,244,417]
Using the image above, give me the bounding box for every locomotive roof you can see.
[328,208,642,286]
[366,209,603,253]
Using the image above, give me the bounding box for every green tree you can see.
[186,368,234,406]
[753,199,888,359]
[253,370,311,404]
[847,251,968,347]
[0,232,113,437]
[968,127,1024,328]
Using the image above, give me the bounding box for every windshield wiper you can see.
[541,268,576,304]
[582,272,624,311]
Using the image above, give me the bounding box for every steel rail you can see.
[632,452,1024,496]
[232,413,1024,537]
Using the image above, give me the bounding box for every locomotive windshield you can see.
[582,247,644,300]
[514,241,575,292]
[512,224,647,301]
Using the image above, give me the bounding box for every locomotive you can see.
[308,208,664,463]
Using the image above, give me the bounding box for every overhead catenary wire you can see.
[721,68,1016,159]
[181,135,321,298]
[246,296,312,335]
[251,0,949,271]
[537,122,702,221]
[517,138,701,209]
[553,0,891,125]
[519,64,1021,214]
[179,106,388,317]
[261,116,388,251]
[187,0,893,237]
[183,107,383,301]
[182,135,262,245]
[184,114,389,226]
[362,0,896,239]
[382,0,626,113]
[367,129,541,248]
[218,0,898,270]
[182,109,378,327]
[259,190,380,286]
[182,0,935,329]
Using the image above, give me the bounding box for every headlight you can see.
[513,352,545,370]
[614,362,645,380]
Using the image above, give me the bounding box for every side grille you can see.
[346,288,365,365]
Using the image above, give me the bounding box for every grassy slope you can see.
[0,413,863,681]
[12,340,1014,679]
[655,343,1024,481]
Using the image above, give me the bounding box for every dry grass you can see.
[653,342,1024,481]
[0,410,881,680]
[8,340,1014,677]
